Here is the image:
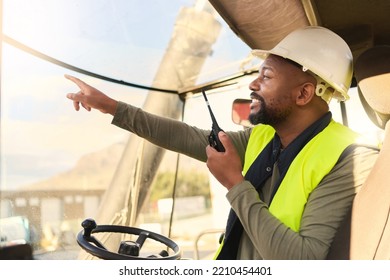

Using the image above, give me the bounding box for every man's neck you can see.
[275,111,330,148]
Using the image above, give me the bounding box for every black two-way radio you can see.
[201,90,225,152]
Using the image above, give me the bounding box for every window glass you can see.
[1,0,251,259]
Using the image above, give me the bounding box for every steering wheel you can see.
[77,218,181,260]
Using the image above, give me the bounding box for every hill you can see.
[21,142,126,191]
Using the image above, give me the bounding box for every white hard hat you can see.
[252,26,353,102]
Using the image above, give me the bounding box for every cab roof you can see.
[210,0,390,62]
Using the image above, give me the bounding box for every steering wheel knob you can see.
[81,218,97,237]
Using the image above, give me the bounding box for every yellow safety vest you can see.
[243,120,360,232]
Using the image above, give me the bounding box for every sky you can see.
[0,0,252,190]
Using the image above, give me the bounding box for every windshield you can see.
[1,0,251,259]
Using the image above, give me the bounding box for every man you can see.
[66,26,378,259]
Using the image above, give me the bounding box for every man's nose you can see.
[249,78,260,91]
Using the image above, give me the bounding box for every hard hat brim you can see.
[251,49,271,59]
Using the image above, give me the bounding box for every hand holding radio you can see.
[205,130,244,190]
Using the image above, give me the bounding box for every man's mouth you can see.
[250,92,261,109]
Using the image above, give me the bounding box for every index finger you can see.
[64,74,87,90]
[217,132,232,151]
[205,144,217,157]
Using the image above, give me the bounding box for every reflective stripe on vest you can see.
[243,120,360,232]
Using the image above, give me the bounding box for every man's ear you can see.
[296,82,316,106]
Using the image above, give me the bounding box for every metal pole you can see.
[340,101,349,127]
[0,0,4,191]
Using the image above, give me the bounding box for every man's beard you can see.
[249,97,268,125]
[249,94,291,126]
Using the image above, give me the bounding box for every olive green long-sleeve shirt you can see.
[112,101,378,259]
